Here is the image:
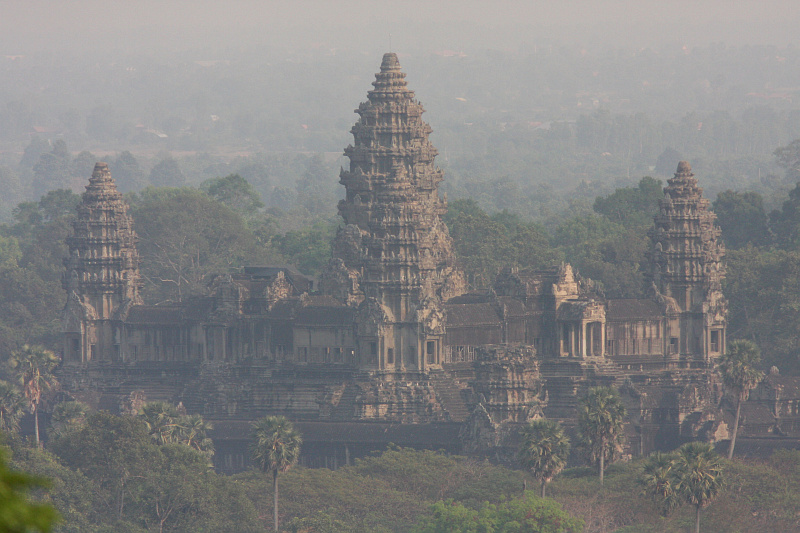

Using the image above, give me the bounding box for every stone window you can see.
[298,347,308,362]
[710,330,720,353]
[426,341,435,364]
[334,347,342,362]
[369,342,378,364]
[606,339,615,355]
[670,337,678,354]
[407,345,417,366]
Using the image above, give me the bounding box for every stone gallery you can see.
[59,53,785,471]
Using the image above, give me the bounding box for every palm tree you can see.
[518,419,570,497]
[176,413,214,458]
[250,416,302,532]
[49,400,89,438]
[577,386,626,485]
[9,345,60,447]
[138,401,180,444]
[717,339,764,459]
[0,380,25,434]
[641,451,681,517]
[673,442,724,533]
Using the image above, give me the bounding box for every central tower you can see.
[322,53,465,372]
[648,161,726,364]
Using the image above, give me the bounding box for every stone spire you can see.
[326,53,465,307]
[321,53,465,371]
[648,161,725,309]
[63,162,142,320]
[647,161,726,360]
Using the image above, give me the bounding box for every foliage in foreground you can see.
[0,446,59,532]
[3,416,800,533]
[412,493,584,533]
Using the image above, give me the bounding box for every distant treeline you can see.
[2,139,800,373]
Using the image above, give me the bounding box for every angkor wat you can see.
[58,53,795,471]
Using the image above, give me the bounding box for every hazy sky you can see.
[2,0,799,57]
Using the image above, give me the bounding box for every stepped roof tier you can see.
[322,53,466,308]
[63,162,142,307]
[648,161,725,314]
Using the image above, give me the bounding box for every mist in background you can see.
[1,1,799,55]
[2,0,800,221]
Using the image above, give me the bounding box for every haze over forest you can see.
[3,1,800,225]
[5,4,800,532]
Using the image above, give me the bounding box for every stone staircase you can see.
[428,370,471,422]
[541,376,582,420]
[330,383,361,420]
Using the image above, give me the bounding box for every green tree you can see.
[592,176,662,227]
[250,416,302,532]
[577,386,626,485]
[673,442,724,533]
[201,174,264,219]
[444,200,514,289]
[0,447,59,532]
[138,402,181,445]
[412,493,583,533]
[9,345,59,448]
[640,451,681,517]
[518,419,570,498]
[32,140,71,196]
[724,247,800,372]
[49,411,159,521]
[271,222,335,276]
[770,183,800,250]
[774,139,800,183]
[713,190,770,249]
[71,151,97,180]
[718,340,764,459]
[130,187,268,302]
[0,380,24,434]
[49,401,89,439]
[111,151,147,193]
[174,413,214,460]
[148,157,185,188]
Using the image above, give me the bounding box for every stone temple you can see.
[59,53,790,470]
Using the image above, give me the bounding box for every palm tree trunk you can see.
[541,480,546,498]
[728,397,742,460]
[599,446,605,486]
[34,404,40,448]
[695,504,701,533]
[273,470,279,532]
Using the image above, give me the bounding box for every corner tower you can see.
[648,161,726,364]
[322,52,465,372]
[62,162,142,363]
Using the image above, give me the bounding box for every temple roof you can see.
[294,305,355,326]
[126,306,186,325]
[665,160,702,199]
[445,302,502,327]
[607,299,662,320]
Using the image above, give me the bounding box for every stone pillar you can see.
[581,321,587,358]
[568,324,574,357]
[600,322,606,357]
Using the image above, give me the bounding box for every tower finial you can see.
[380,52,401,72]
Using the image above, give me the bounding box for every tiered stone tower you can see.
[62,162,142,363]
[648,161,726,364]
[321,52,466,372]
